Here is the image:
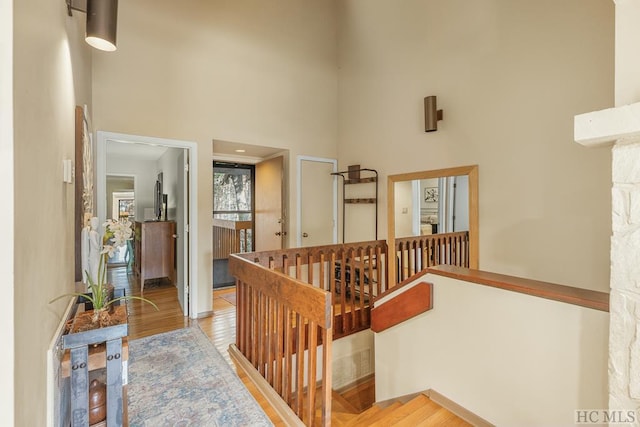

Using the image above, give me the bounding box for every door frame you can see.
[296,156,338,247]
[96,131,199,319]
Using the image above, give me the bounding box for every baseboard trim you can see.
[375,390,423,409]
[425,389,494,427]
[196,310,213,319]
[228,344,304,427]
[375,388,493,426]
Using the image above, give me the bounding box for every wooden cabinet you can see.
[134,221,176,294]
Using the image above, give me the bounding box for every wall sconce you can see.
[66,0,119,52]
[424,96,443,132]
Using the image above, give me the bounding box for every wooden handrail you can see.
[229,254,333,426]
[428,265,610,312]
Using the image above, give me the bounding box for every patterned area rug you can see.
[128,327,273,426]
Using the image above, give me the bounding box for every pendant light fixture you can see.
[67,0,119,52]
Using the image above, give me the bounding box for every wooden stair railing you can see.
[229,254,333,426]
[235,240,389,340]
[212,219,252,259]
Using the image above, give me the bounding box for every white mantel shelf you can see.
[574,101,640,147]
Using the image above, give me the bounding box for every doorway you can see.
[96,131,198,319]
[212,161,254,288]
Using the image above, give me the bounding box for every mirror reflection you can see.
[387,165,479,284]
[394,175,469,238]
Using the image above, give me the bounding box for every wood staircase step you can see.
[343,402,402,427]
[331,389,361,414]
[392,401,461,427]
[417,407,470,426]
[367,394,438,427]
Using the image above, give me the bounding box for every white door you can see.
[298,157,337,247]
[255,156,285,251]
[176,150,189,316]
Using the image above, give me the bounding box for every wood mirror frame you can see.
[387,165,479,286]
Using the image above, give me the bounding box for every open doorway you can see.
[212,161,254,288]
[97,131,198,318]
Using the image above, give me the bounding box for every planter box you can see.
[62,293,128,427]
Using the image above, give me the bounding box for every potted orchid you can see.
[52,219,158,329]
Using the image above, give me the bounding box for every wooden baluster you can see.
[283,255,289,277]
[319,252,326,291]
[296,254,302,280]
[349,249,357,334]
[295,313,304,417]
[251,287,259,368]
[306,320,318,427]
[236,280,244,352]
[320,326,332,427]
[358,247,366,327]
[257,292,265,375]
[283,306,293,406]
[308,253,314,286]
[274,300,284,395]
[265,296,273,385]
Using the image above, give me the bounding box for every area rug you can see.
[128,326,273,426]
[142,277,174,291]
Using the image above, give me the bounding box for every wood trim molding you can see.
[74,106,84,282]
[229,344,305,427]
[428,265,609,312]
[371,281,433,333]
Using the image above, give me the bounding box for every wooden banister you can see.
[229,254,333,426]
[428,265,610,312]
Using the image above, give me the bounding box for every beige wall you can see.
[375,274,609,424]
[337,0,614,291]
[1,0,13,422]
[615,1,640,106]
[13,0,92,424]
[91,0,339,314]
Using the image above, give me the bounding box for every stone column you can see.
[610,141,640,413]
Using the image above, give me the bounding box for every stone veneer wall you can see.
[610,141,640,411]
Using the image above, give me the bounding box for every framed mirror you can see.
[387,165,479,285]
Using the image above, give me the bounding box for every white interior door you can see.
[255,156,284,251]
[298,156,337,247]
[176,150,189,316]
